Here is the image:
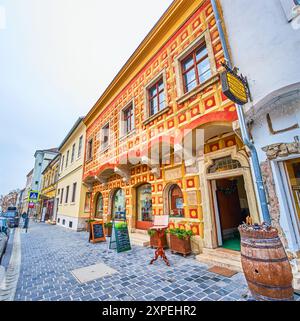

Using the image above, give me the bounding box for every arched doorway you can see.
[200,145,260,251]
[112,188,126,220]
[94,193,103,219]
[136,183,153,230]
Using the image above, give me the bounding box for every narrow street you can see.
[2,223,255,301]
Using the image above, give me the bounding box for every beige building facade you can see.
[56,118,89,231]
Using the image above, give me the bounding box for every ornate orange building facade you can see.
[83,0,260,253]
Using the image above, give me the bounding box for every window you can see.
[208,157,241,174]
[95,193,103,219]
[69,221,73,228]
[148,78,165,116]
[87,138,93,161]
[65,151,69,168]
[61,155,65,172]
[123,104,134,135]
[60,188,64,204]
[112,188,125,220]
[62,219,65,225]
[169,185,184,218]
[65,186,69,203]
[58,189,60,195]
[137,184,153,222]
[84,192,92,212]
[57,218,60,223]
[101,123,109,150]
[71,183,77,203]
[182,44,211,93]
[78,135,83,158]
[71,143,75,163]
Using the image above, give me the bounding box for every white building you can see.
[220,0,300,287]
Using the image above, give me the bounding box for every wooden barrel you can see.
[239,225,294,301]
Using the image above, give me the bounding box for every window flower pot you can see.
[169,234,191,257]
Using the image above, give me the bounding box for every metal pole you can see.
[211,0,271,225]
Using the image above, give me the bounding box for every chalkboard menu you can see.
[109,221,131,253]
[89,221,106,243]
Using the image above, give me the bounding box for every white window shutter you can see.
[280,0,296,21]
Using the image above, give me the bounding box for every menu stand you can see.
[149,215,170,267]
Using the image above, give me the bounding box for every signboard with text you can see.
[89,221,106,243]
[109,221,131,253]
[221,65,250,105]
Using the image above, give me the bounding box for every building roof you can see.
[83,0,200,126]
[58,117,85,150]
[34,147,59,158]
[26,168,34,177]
[42,153,61,175]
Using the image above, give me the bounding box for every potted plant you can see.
[168,228,193,257]
[147,229,168,249]
[104,222,113,237]
[85,219,96,232]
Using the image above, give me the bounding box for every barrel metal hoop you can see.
[252,292,294,302]
[241,254,288,263]
[246,278,293,291]
[241,237,281,244]
[241,242,283,250]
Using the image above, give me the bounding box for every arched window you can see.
[169,184,184,217]
[137,183,153,223]
[208,156,241,174]
[112,189,126,220]
[95,193,103,219]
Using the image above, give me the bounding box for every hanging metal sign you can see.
[221,63,251,105]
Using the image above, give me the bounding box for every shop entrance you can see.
[212,176,250,251]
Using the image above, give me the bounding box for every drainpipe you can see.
[211,0,271,225]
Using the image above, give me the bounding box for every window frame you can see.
[78,135,83,158]
[71,182,77,203]
[65,150,69,168]
[181,43,211,94]
[143,70,168,122]
[174,30,217,99]
[71,143,76,163]
[100,122,110,151]
[65,185,69,204]
[120,100,135,138]
[60,188,64,205]
[86,138,93,161]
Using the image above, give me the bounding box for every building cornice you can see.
[83,0,207,128]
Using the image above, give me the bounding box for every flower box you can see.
[168,228,192,257]
[148,230,168,249]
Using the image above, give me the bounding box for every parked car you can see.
[0,218,9,263]
[0,217,10,236]
[3,210,20,228]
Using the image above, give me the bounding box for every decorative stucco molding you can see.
[262,142,300,160]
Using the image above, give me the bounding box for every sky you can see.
[0,0,173,196]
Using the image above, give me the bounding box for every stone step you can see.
[196,251,243,273]
[129,233,150,247]
[132,229,149,236]
[293,272,300,294]
[202,248,242,263]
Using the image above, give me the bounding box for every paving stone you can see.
[13,223,249,302]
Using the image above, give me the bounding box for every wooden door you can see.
[216,179,242,234]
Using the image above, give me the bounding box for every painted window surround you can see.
[143,70,168,125]
[174,29,218,103]
[119,99,136,139]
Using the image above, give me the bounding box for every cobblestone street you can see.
[6,222,255,301]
